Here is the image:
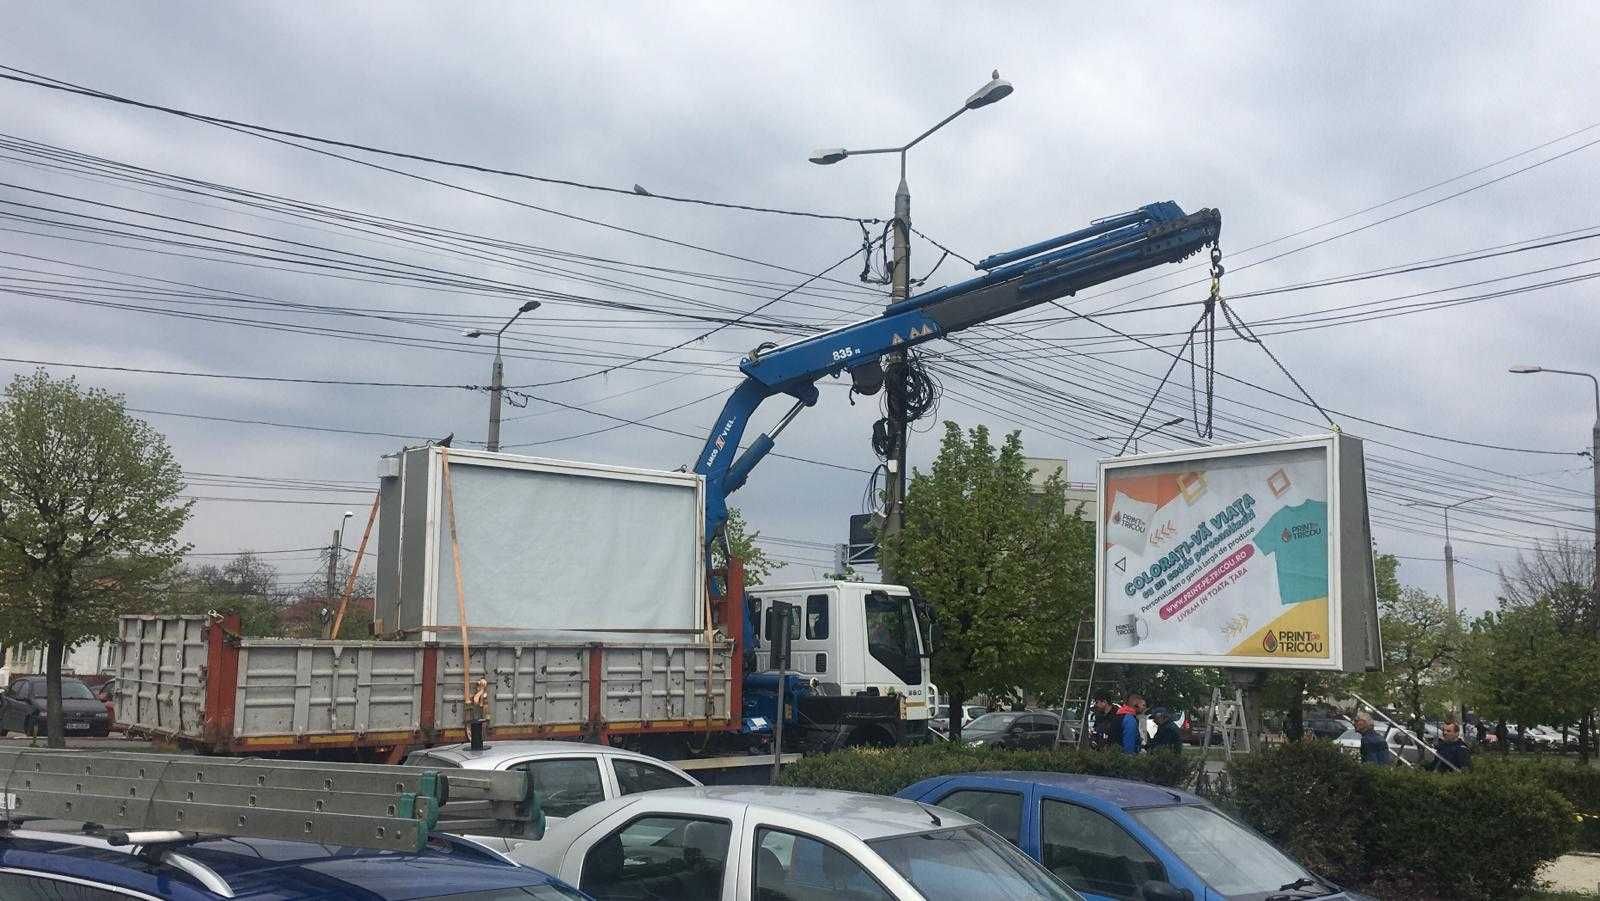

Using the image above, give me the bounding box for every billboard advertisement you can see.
[1094,434,1380,671]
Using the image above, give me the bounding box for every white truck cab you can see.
[746,581,932,744]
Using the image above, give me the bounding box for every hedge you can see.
[1475,755,1600,852]
[1228,742,1576,899]
[776,743,1195,796]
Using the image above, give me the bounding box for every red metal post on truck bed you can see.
[721,561,744,728]
[201,613,241,749]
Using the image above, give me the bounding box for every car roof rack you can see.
[0,747,544,853]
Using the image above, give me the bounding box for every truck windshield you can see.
[869,825,1080,900]
[864,591,922,686]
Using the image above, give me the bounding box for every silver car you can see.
[405,740,700,846]
[511,785,1079,900]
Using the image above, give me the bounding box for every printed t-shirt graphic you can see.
[1252,499,1328,605]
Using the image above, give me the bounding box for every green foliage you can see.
[0,372,191,746]
[1476,755,1600,852]
[1351,584,1460,727]
[1462,601,1600,730]
[777,743,1195,796]
[878,423,1093,738]
[715,507,785,586]
[1228,742,1575,899]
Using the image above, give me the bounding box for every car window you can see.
[59,681,96,701]
[755,827,892,901]
[1030,716,1060,733]
[0,871,151,899]
[509,757,605,818]
[580,815,731,901]
[1040,799,1163,900]
[613,758,695,795]
[933,789,1023,844]
[805,594,829,641]
[967,713,1021,731]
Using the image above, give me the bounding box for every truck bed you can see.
[113,615,736,757]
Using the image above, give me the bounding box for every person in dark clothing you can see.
[1118,694,1147,754]
[1147,707,1183,753]
[1090,698,1119,748]
[1494,720,1510,754]
[1427,721,1472,772]
[1354,714,1391,765]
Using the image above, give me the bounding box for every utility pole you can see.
[325,528,340,602]
[323,511,353,638]
[808,72,1013,580]
[1403,495,1487,725]
[465,300,541,453]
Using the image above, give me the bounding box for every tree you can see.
[1354,585,1460,729]
[714,507,786,586]
[158,553,286,637]
[0,372,190,746]
[1461,601,1599,736]
[1498,535,1597,760]
[878,422,1093,743]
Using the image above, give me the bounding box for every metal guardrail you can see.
[0,747,542,852]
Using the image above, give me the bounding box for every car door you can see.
[608,756,698,797]
[1027,716,1061,749]
[499,754,612,820]
[558,800,745,900]
[2,680,30,730]
[1033,797,1182,901]
[738,808,917,900]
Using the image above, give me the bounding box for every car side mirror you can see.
[1139,880,1193,901]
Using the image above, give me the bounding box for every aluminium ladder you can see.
[1054,618,1097,748]
[0,747,541,852]
[1194,686,1250,794]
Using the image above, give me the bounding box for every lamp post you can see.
[465,300,542,452]
[1402,495,1491,625]
[1095,417,1185,455]
[1510,364,1600,758]
[810,72,1012,579]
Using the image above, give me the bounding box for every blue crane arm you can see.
[693,201,1221,548]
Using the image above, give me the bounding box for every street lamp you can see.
[1402,495,1491,621]
[810,71,1013,577]
[464,300,542,452]
[1095,417,1185,455]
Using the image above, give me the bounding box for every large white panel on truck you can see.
[396,448,706,642]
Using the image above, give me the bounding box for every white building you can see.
[1024,457,1096,521]
[0,640,114,685]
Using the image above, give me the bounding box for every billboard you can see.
[378,447,706,644]
[1094,434,1380,672]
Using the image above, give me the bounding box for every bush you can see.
[1476,755,1600,852]
[777,743,1195,796]
[1229,743,1576,899]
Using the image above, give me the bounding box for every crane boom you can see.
[694,201,1221,547]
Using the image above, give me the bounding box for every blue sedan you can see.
[897,772,1371,901]
[0,828,590,900]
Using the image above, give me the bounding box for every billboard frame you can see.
[1092,433,1379,672]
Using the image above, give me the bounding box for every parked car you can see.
[0,827,588,900]
[1303,715,1353,740]
[898,772,1373,901]
[0,675,112,737]
[95,677,118,721]
[404,740,700,846]
[510,785,1077,900]
[964,711,1062,749]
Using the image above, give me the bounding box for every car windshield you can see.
[869,824,1080,901]
[966,713,1022,732]
[1131,805,1323,899]
[57,681,95,700]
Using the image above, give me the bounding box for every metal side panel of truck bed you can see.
[114,615,735,755]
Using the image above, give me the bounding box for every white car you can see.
[510,785,1079,900]
[405,740,700,846]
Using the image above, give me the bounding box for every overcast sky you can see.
[2,3,1597,613]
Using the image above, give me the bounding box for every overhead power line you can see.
[0,65,876,224]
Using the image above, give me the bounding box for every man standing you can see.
[1118,694,1147,754]
[1354,714,1391,766]
[1147,707,1183,753]
[1090,697,1118,748]
[1427,721,1472,772]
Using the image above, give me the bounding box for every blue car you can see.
[0,828,590,900]
[897,772,1371,901]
